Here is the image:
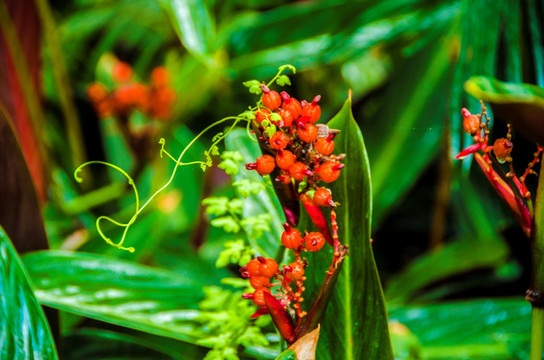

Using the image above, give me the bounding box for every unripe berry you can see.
[301,95,321,123]
[261,85,282,111]
[256,108,272,124]
[314,137,335,155]
[285,262,305,281]
[276,150,296,170]
[304,232,325,252]
[277,108,294,127]
[281,92,302,118]
[317,161,344,183]
[249,276,270,289]
[461,108,480,136]
[252,288,271,306]
[289,162,312,181]
[281,223,303,249]
[270,131,290,150]
[493,138,513,163]
[246,155,276,175]
[297,123,318,143]
[313,187,335,207]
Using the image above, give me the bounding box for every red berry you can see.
[301,95,321,123]
[297,123,318,143]
[314,187,335,207]
[256,108,272,124]
[281,224,303,249]
[281,92,302,118]
[262,85,282,111]
[252,288,271,306]
[250,276,270,289]
[304,232,325,252]
[314,137,335,155]
[289,162,312,181]
[276,150,296,170]
[277,108,294,127]
[317,161,343,183]
[270,131,290,150]
[285,262,305,281]
[246,155,276,176]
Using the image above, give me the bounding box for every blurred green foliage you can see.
[1,0,544,358]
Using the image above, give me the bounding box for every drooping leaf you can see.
[303,94,393,359]
[23,250,208,343]
[0,226,58,359]
[464,76,544,144]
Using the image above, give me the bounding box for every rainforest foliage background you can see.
[1,0,544,359]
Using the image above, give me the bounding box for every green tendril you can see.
[266,64,296,89]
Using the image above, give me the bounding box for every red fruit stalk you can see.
[300,194,333,246]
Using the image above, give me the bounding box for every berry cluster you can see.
[240,83,346,321]
[456,102,543,238]
[87,61,175,121]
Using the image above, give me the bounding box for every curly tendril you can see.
[75,65,296,252]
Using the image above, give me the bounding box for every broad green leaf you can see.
[0,226,58,360]
[160,0,215,61]
[368,31,453,226]
[389,298,532,359]
[304,95,393,359]
[464,76,544,144]
[225,129,284,258]
[23,250,206,343]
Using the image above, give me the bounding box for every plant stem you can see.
[530,156,544,360]
[531,307,544,360]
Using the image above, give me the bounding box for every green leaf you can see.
[389,298,532,359]
[160,0,215,61]
[202,196,230,216]
[225,129,284,258]
[0,227,58,359]
[276,75,291,86]
[464,76,544,144]
[23,250,207,343]
[304,94,393,359]
[211,216,241,233]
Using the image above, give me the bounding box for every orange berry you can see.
[301,95,321,123]
[297,123,318,143]
[314,137,335,155]
[276,150,296,170]
[87,83,108,103]
[461,108,480,136]
[270,131,290,150]
[304,232,325,252]
[112,61,133,82]
[281,224,303,249]
[493,138,513,162]
[281,91,302,118]
[275,174,292,184]
[317,161,343,183]
[151,66,170,88]
[246,155,276,175]
[285,262,305,281]
[246,259,262,277]
[289,162,312,181]
[262,85,282,111]
[252,288,271,306]
[249,276,270,289]
[260,258,279,278]
[256,108,272,124]
[277,108,294,127]
[314,187,334,207]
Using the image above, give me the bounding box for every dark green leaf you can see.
[0,226,58,359]
[464,76,544,144]
[23,250,207,343]
[304,95,393,359]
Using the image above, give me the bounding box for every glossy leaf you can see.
[23,250,207,343]
[160,0,215,60]
[0,226,58,359]
[225,129,284,258]
[303,94,393,359]
[464,76,544,144]
[389,298,532,359]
